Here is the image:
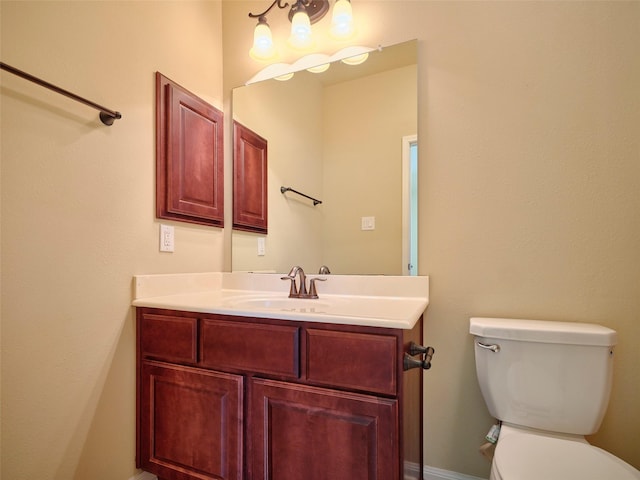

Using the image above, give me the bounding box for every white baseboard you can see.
[406,462,488,480]
[132,464,486,480]
[128,472,157,480]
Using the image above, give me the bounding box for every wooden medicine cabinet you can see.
[156,72,224,227]
[233,121,268,234]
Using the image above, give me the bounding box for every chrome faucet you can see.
[289,265,308,296]
[318,265,331,274]
[281,266,326,299]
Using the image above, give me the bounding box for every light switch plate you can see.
[361,216,375,231]
[160,224,175,252]
[257,237,266,256]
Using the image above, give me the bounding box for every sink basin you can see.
[224,296,332,313]
[219,293,427,325]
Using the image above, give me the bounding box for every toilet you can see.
[469,317,640,480]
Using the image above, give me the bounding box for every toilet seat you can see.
[492,428,640,480]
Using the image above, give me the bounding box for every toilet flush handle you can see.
[476,341,500,353]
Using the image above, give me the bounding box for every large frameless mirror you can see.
[232,39,418,275]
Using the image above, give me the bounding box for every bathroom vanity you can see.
[133,273,430,480]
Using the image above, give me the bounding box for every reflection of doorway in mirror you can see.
[402,135,418,276]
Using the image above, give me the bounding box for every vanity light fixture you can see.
[288,2,314,50]
[249,0,356,61]
[249,17,276,61]
[329,0,354,40]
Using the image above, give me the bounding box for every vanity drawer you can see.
[200,318,300,378]
[139,313,198,364]
[305,329,398,396]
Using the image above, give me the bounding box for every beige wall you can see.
[0,1,638,480]
[224,1,640,477]
[1,1,224,479]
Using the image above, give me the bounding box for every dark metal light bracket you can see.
[249,0,329,25]
[248,0,289,21]
[290,0,329,23]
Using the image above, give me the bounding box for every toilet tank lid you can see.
[470,317,617,346]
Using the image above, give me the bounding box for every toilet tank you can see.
[470,317,617,435]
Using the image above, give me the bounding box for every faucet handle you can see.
[308,277,326,299]
[287,265,302,277]
[280,276,298,297]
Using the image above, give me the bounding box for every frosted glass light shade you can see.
[330,0,354,40]
[250,21,276,60]
[341,52,368,65]
[274,72,295,81]
[288,11,314,50]
[307,63,330,73]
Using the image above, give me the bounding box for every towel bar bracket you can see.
[280,186,322,206]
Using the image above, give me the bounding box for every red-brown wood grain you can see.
[136,307,424,480]
[156,72,224,227]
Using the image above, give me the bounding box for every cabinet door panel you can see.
[156,72,224,227]
[167,85,223,220]
[250,378,398,480]
[141,361,242,480]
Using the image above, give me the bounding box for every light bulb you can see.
[288,10,314,50]
[249,19,276,61]
[330,0,354,40]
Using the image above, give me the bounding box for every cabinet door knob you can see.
[403,343,435,371]
[409,341,430,356]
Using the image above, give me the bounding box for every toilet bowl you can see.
[490,425,640,480]
[470,317,640,480]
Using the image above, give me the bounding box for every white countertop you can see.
[132,272,429,330]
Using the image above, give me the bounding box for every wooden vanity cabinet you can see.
[136,307,423,480]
